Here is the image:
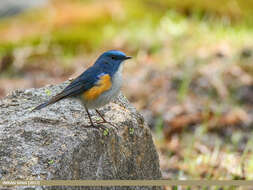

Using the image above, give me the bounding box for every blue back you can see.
[32,50,130,111]
[61,50,128,96]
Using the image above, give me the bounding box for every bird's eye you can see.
[111,56,116,60]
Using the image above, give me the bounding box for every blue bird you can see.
[33,50,131,128]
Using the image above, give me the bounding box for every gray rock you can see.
[0,81,162,190]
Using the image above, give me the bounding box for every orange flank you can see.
[83,74,112,101]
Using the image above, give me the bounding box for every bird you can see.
[33,50,132,129]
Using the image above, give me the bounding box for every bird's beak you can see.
[124,56,132,60]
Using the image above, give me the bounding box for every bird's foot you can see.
[94,109,118,130]
[82,124,107,131]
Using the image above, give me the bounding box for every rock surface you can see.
[0,82,162,190]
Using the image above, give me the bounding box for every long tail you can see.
[32,93,66,111]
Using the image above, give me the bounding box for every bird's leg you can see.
[84,107,106,130]
[95,109,117,129]
[95,109,107,123]
[85,106,95,127]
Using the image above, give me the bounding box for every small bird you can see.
[33,50,131,128]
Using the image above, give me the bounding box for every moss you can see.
[129,127,134,135]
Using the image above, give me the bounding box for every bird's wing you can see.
[82,73,112,101]
[33,67,102,111]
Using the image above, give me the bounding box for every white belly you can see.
[83,65,123,109]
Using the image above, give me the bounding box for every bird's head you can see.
[94,50,131,75]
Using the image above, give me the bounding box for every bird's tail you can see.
[32,93,65,111]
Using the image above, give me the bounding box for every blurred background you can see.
[0,0,253,183]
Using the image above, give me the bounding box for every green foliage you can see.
[0,0,253,57]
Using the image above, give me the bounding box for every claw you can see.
[84,107,117,132]
[82,124,107,131]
